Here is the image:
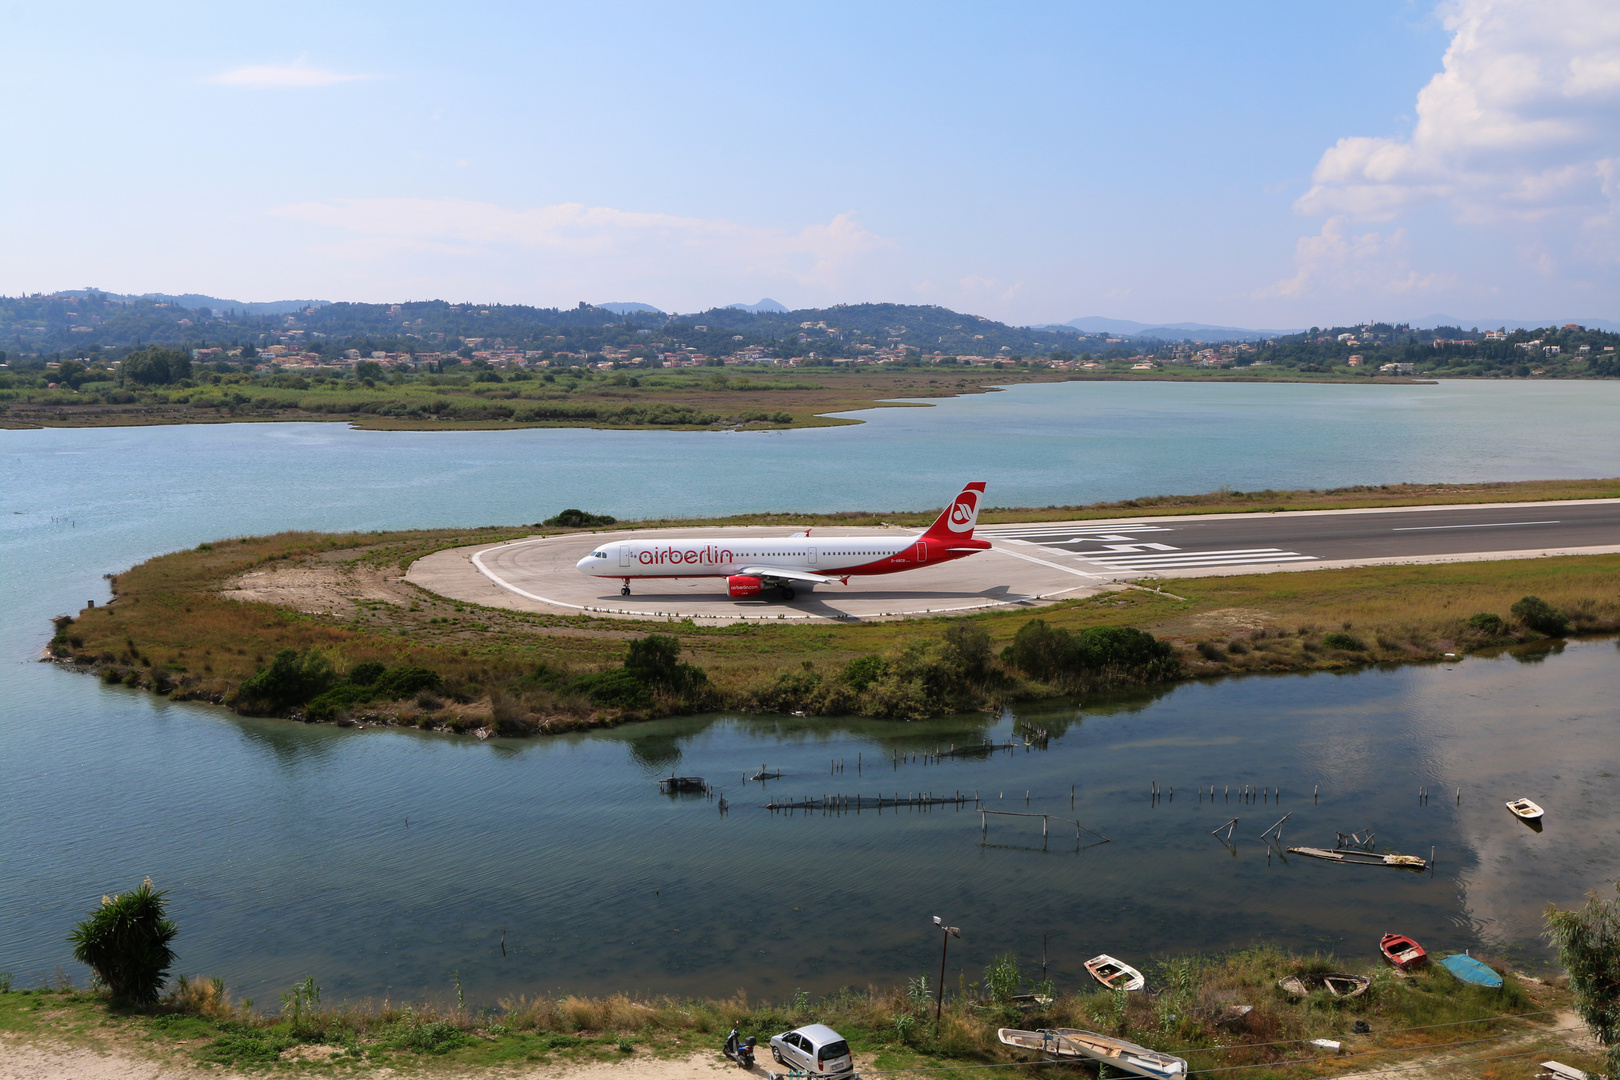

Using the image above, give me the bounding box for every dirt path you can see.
[0,1037,751,1080]
[1324,1011,1597,1079]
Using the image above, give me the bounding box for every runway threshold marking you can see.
[1391,520,1561,531]
[1079,548,1318,571]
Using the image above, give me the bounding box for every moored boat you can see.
[1438,953,1504,988]
[1277,972,1371,998]
[1287,846,1427,870]
[1380,933,1428,970]
[1084,953,1146,991]
[1506,798,1544,822]
[999,1027,1187,1080]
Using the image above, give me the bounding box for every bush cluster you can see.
[569,634,709,712]
[235,649,441,718]
[1001,619,1179,691]
[1510,594,1569,636]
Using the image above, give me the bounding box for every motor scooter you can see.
[724,1027,756,1069]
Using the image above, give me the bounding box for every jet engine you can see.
[727,575,763,598]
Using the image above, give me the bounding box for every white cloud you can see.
[270,197,895,306]
[1263,218,1453,299]
[1272,0,1620,302]
[208,59,372,89]
[1297,0,1620,226]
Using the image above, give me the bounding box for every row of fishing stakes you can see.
[1158,783,1282,804]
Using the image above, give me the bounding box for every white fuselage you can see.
[576,534,928,579]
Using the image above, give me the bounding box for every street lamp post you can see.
[932,915,960,1022]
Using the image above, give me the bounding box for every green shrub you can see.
[570,669,653,709]
[67,878,177,1005]
[201,1030,294,1064]
[939,622,992,683]
[544,509,617,528]
[1511,595,1569,636]
[624,634,706,693]
[1006,619,1179,689]
[840,654,888,692]
[1321,632,1365,651]
[235,649,337,713]
[387,1018,475,1054]
[1466,612,1505,635]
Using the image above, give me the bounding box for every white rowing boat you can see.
[1084,953,1145,991]
[1506,798,1544,822]
[999,1028,1187,1080]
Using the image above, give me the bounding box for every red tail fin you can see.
[922,482,987,541]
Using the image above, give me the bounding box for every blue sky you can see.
[5,1,1616,326]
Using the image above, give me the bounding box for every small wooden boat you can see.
[1085,953,1146,992]
[1380,933,1428,970]
[1288,846,1428,871]
[999,1028,1187,1080]
[1506,798,1544,822]
[1439,953,1504,988]
[1277,972,1371,998]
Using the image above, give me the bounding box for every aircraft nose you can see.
[576,553,596,573]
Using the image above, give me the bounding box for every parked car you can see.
[770,1023,854,1077]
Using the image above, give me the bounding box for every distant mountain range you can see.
[1045,317,1304,342]
[598,299,790,315]
[725,298,789,314]
[53,289,329,316]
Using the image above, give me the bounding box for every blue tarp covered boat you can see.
[1439,953,1503,988]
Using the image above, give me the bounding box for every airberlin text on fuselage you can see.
[636,545,735,566]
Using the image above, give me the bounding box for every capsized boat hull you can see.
[1439,953,1504,988]
[998,1027,1187,1080]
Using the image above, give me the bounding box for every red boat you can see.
[1380,933,1428,970]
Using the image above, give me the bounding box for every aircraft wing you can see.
[734,565,845,585]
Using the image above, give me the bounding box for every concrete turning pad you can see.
[406,526,1118,623]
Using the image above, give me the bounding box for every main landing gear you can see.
[777,586,796,601]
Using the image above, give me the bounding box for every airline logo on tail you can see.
[925,481,987,539]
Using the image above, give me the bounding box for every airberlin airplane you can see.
[576,482,990,600]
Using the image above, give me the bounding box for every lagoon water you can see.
[4,379,1620,1005]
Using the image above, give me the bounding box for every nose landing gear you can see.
[621,579,631,597]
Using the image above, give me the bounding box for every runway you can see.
[405,499,1620,624]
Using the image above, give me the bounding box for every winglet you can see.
[921,482,987,541]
